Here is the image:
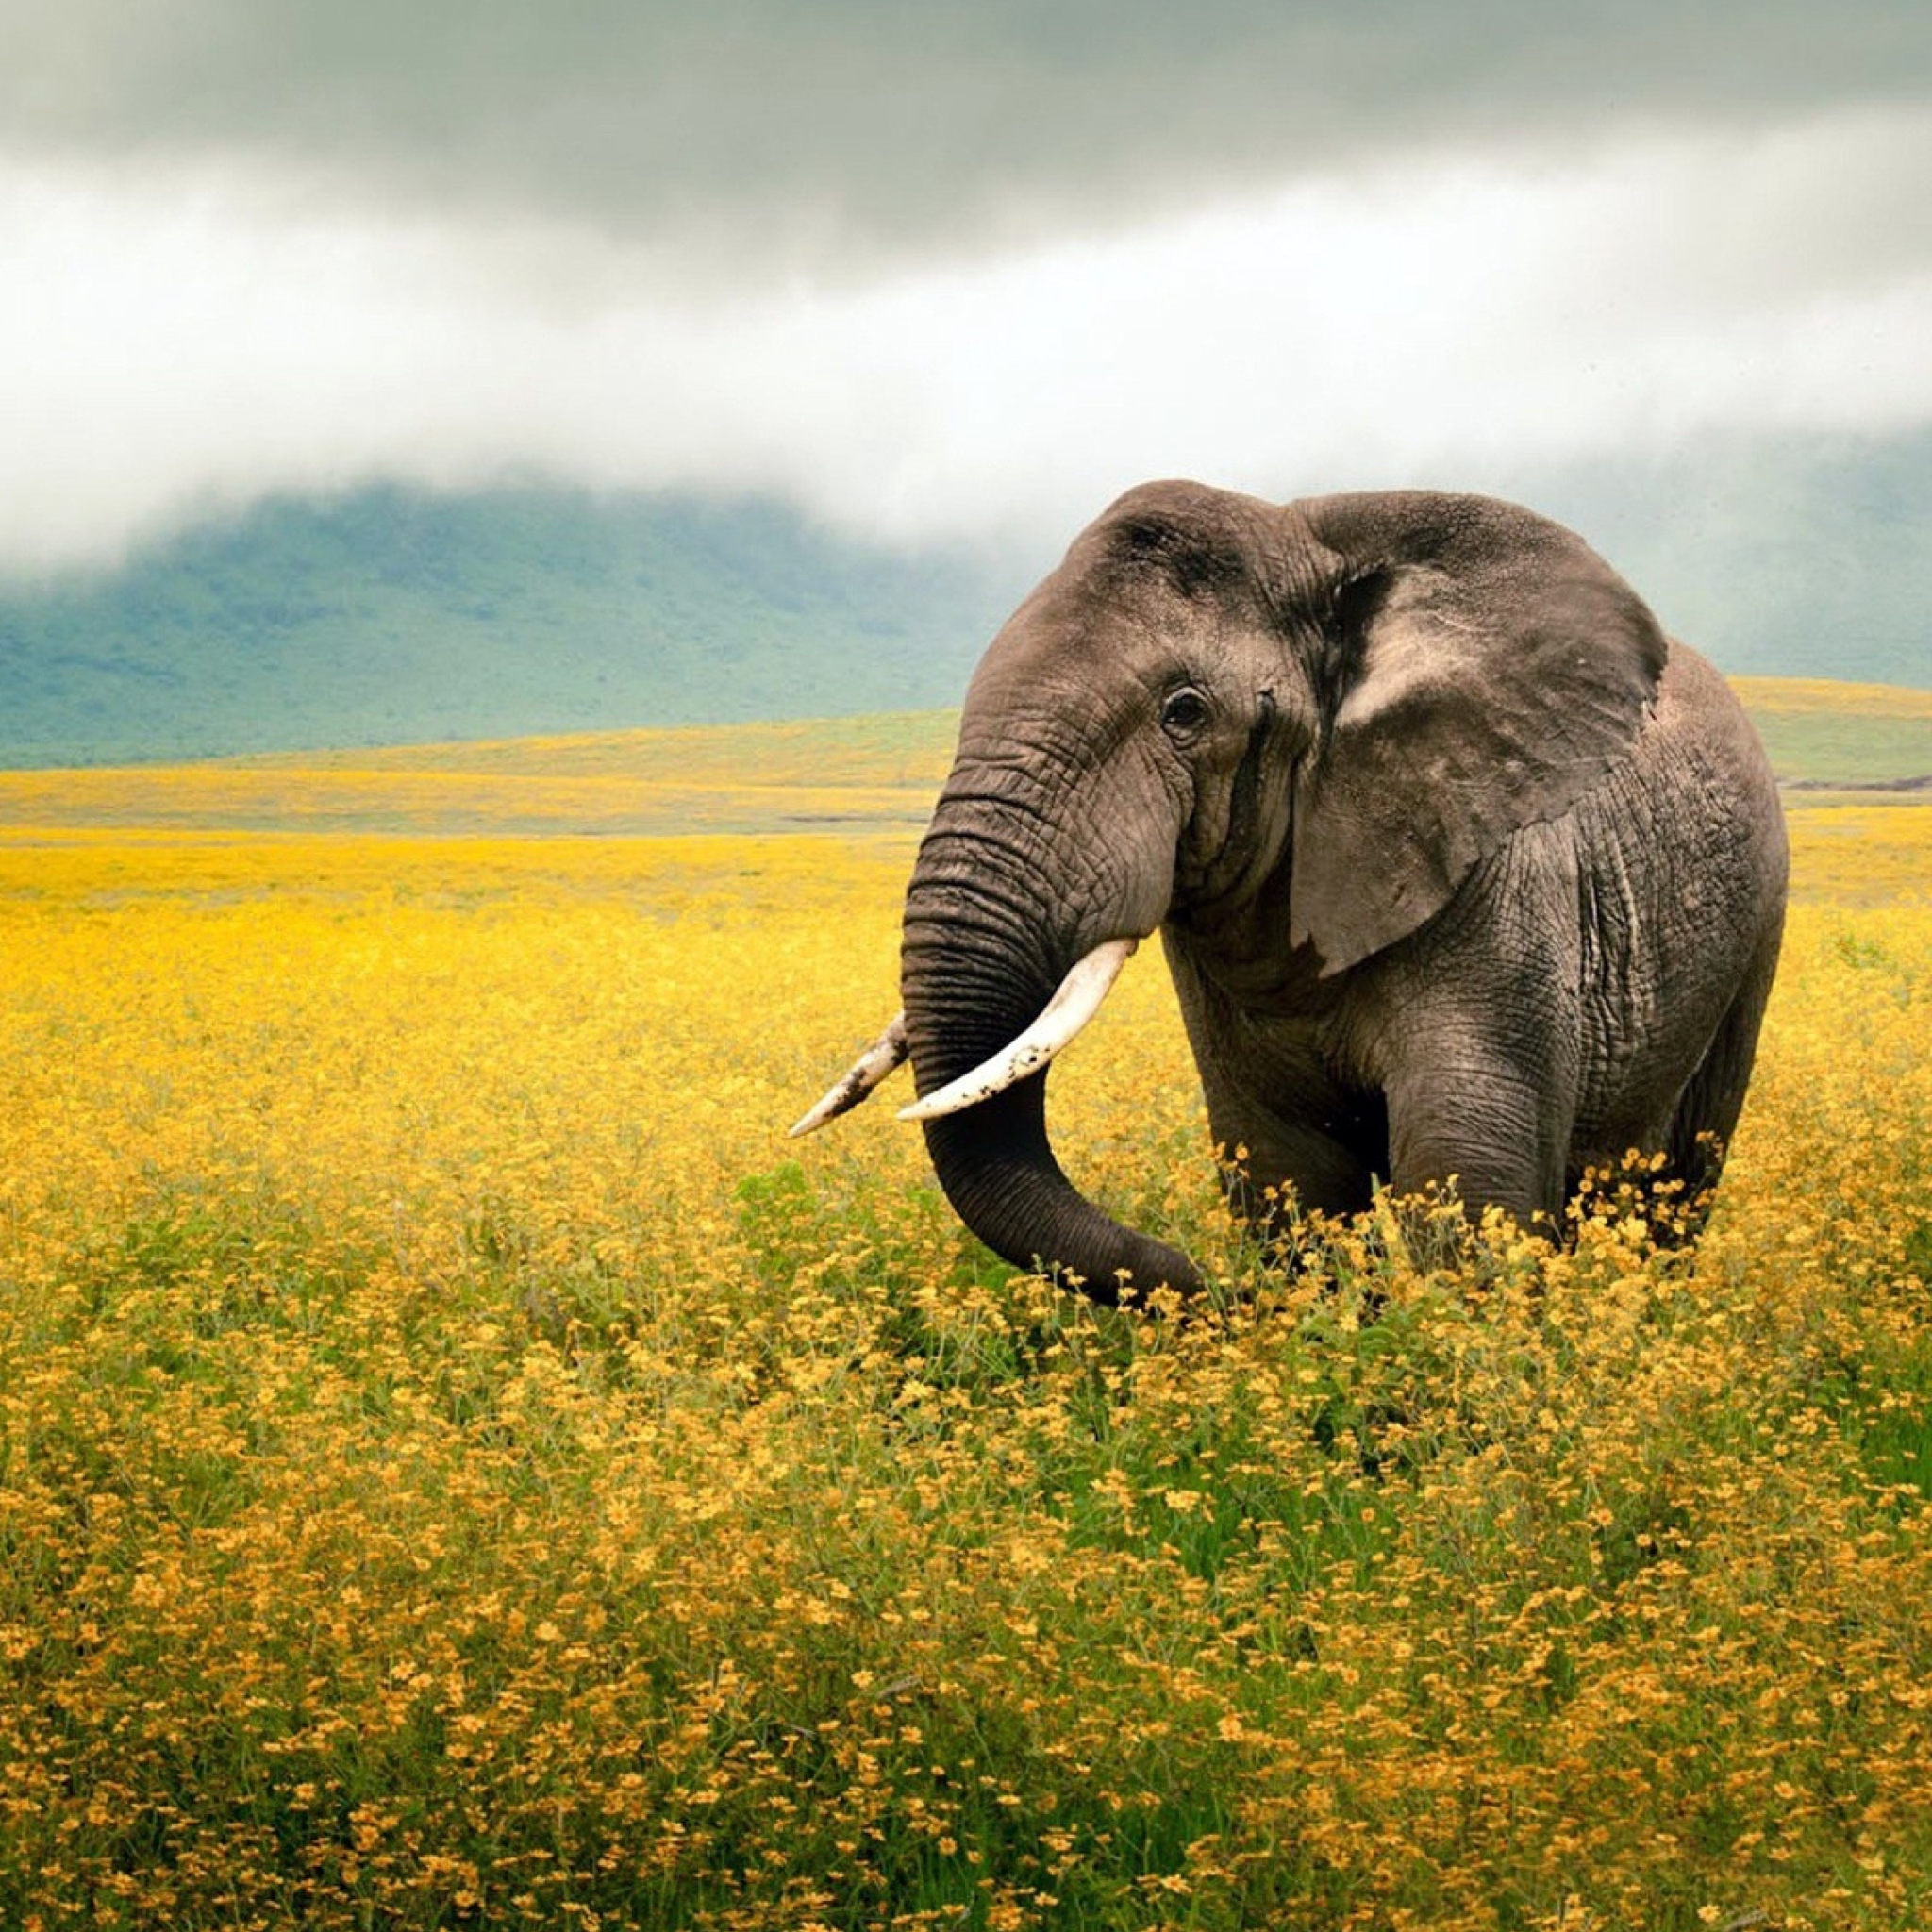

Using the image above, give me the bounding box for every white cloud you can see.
[2,107,1929,573]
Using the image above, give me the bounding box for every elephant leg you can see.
[1204,1082,1387,1228]
[1163,933,1384,1230]
[1657,916,1784,1234]
[1380,1052,1574,1230]
[1354,844,1584,1231]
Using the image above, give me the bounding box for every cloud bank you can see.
[3,108,1930,573]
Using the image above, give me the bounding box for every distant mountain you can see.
[1,434,1926,768]
[1514,430,1932,690]
[0,489,1037,767]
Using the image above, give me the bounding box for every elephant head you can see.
[796,480,1674,1301]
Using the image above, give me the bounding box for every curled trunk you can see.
[899,853,1200,1303]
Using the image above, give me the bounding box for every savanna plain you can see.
[2,680,1929,1932]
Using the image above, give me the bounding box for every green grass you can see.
[1744,712,1932,788]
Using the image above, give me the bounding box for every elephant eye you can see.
[1159,688,1210,738]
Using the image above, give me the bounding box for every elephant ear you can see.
[1290,491,1668,974]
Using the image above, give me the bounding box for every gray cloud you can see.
[6,1,1931,271]
[4,111,1928,573]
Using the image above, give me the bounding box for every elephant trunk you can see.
[899,829,1201,1304]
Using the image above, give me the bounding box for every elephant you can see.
[793,481,1789,1302]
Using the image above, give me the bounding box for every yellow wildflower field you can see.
[0,788,1928,1928]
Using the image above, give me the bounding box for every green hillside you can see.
[1732,678,1932,790]
[0,488,1031,768]
[1518,429,1932,693]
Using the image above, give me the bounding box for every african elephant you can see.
[795,481,1789,1302]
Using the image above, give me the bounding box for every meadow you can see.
[1,691,1929,1930]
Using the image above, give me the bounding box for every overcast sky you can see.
[4,1,1930,575]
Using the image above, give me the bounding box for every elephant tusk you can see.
[789,1012,910,1137]
[898,938,1138,1124]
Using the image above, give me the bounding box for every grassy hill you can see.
[0,488,1032,768]
[1731,678,1932,792]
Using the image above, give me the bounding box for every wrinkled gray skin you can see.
[899,482,1789,1302]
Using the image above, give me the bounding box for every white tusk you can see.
[789,1012,909,1137]
[898,938,1138,1124]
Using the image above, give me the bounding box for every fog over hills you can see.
[1,432,1927,768]
[0,491,1032,766]
[1519,432,1932,691]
